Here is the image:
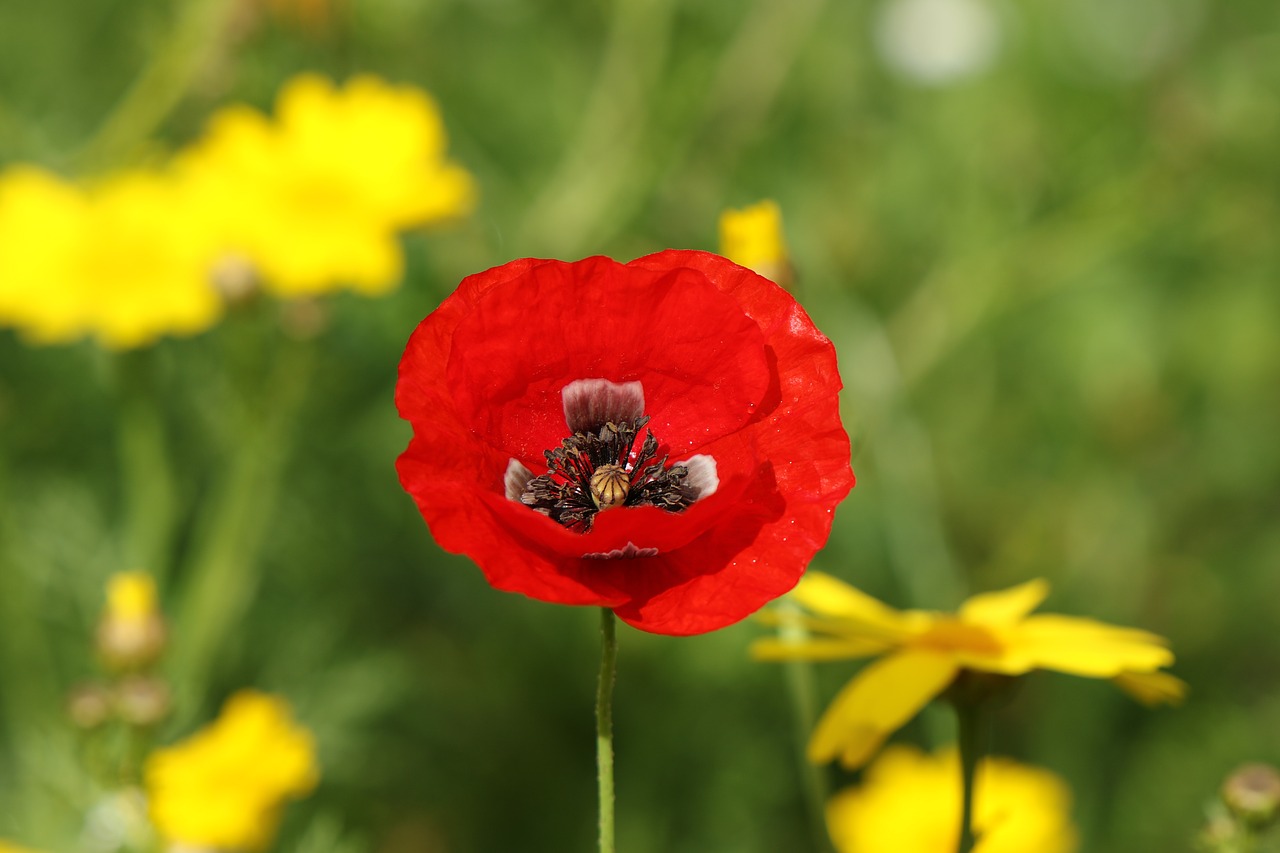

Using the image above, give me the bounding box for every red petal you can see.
[397,435,630,606]
[442,256,771,463]
[396,251,854,635]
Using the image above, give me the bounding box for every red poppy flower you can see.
[396,249,854,635]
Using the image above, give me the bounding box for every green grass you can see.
[3,0,1280,850]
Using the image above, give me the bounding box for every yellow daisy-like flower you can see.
[178,73,475,298]
[827,745,1079,853]
[754,572,1185,769]
[145,690,319,851]
[0,166,88,344]
[718,199,791,284]
[0,166,223,349]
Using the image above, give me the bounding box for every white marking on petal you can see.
[583,542,660,560]
[504,458,533,502]
[677,454,719,501]
[562,378,645,435]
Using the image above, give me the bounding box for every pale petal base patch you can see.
[562,378,645,434]
[677,454,719,501]
[505,458,534,503]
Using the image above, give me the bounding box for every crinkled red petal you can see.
[396,250,854,635]
[607,250,855,633]
[443,256,770,464]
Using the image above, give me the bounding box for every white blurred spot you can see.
[875,0,1001,86]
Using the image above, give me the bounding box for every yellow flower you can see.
[0,166,223,348]
[145,690,319,851]
[98,571,167,669]
[106,571,159,622]
[754,572,1185,768]
[0,167,88,344]
[178,73,475,298]
[718,199,791,284]
[827,745,1079,853]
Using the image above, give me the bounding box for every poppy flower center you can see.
[502,378,719,535]
[589,464,630,509]
[518,416,696,532]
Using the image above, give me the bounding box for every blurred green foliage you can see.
[2,0,1279,850]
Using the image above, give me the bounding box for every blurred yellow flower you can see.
[0,166,223,348]
[827,745,1079,853]
[0,167,87,344]
[718,199,790,284]
[754,572,1185,768]
[178,73,475,298]
[145,690,319,851]
[98,571,167,669]
[106,571,159,622]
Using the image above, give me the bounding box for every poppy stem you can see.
[597,607,618,853]
[955,699,985,853]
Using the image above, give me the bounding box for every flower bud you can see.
[97,572,167,671]
[67,683,113,730]
[209,253,259,304]
[1221,762,1280,828]
[115,675,172,727]
[280,297,329,340]
[718,200,794,288]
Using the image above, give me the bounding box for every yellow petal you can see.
[826,746,1080,853]
[791,573,913,638]
[757,607,898,644]
[807,650,959,770]
[958,579,1050,627]
[1009,615,1174,677]
[1112,670,1187,707]
[751,637,890,662]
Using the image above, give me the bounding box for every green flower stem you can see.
[955,699,985,853]
[515,0,674,256]
[169,336,314,717]
[112,350,176,581]
[597,607,618,853]
[0,460,59,727]
[76,0,235,169]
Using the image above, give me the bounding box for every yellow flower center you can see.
[915,618,1003,656]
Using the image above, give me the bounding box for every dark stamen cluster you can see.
[521,416,694,532]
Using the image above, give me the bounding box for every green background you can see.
[1,0,1277,850]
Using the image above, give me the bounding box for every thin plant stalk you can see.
[777,600,837,853]
[955,699,985,853]
[597,607,618,853]
[76,0,236,169]
[112,349,177,582]
[169,335,314,716]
